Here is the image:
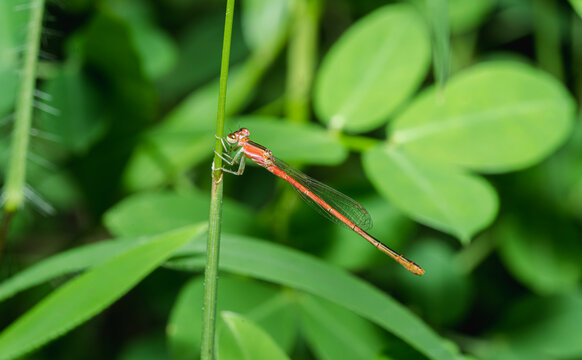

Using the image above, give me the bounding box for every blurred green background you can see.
[1,0,582,359]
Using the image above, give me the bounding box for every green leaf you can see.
[82,10,156,119]
[299,294,385,360]
[230,117,347,164]
[105,0,178,80]
[314,3,430,133]
[123,129,214,191]
[448,0,495,33]
[166,234,455,360]
[213,234,455,360]
[129,22,178,80]
[217,312,291,360]
[241,0,290,51]
[391,62,575,173]
[0,225,205,360]
[410,0,495,34]
[495,216,582,295]
[363,145,498,242]
[167,275,297,360]
[571,0,582,19]
[488,292,582,359]
[36,65,107,153]
[103,190,254,237]
[0,238,142,303]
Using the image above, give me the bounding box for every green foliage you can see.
[228,116,347,164]
[217,312,291,360]
[496,216,582,295]
[364,146,498,241]
[164,233,454,360]
[0,225,206,360]
[314,3,431,133]
[299,295,386,360]
[104,190,255,237]
[391,62,575,172]
[168,276,297,360]
[0,0,581,359]
[572,0,582,18]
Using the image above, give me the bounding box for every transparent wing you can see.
[273,157,373,231]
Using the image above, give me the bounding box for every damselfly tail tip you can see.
[408,262,424,276]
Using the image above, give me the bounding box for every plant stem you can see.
[201,0,235,359]
[426,0,450,89]
[533,0,564,80]
[286,0,319,123]
[0,211,14,263]
[337,132,381,152]
[1,0,45,259]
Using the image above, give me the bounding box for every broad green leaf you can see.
[410,0,495,34]
[30,170,80,211]
[214,234,455,360]
[241,0,290,51]
[0,238,144,303]
[363,145,497,242]
[105,0,178,79]
[103,190,254,237]
[37,66,107,153]
[167,276,297,360]
[395,239,472,326]
[217,312,290,360]
[314,3,430,133]
[471,345,549,360]
[0,225,205,360]
[165,233,455,360]
[82,10,156,119]
[123,129,214,191]
[488,292,582,359]
[571,0,582,19]
[495,217,582,295]
[299,294,385,360]
[391,62,575,173]
[230,117,347,164]
[129,22,178,80]
[448,0,495,33]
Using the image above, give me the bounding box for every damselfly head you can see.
[226,128,250,144]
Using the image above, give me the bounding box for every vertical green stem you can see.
[572,13,582,105]
[1,0,45,261]
[532,0,564,80]
[286,0,319,123]
[3,0,45,212]
[426,0,450,89]
[201,0,235,359]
